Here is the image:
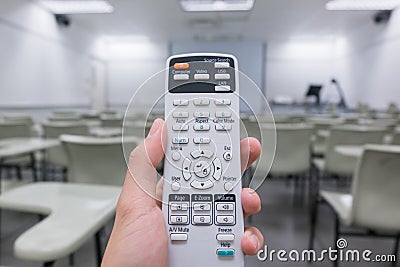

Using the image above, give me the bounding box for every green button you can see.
[217,249,235,257]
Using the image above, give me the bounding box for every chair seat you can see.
[0,182,121,262]
[312,144,326,156]
[312,158,325,171]
[320,190,353,226]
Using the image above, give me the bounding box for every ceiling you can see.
[64,0,375,42]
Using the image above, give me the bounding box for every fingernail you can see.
[248,188,255,194]
[148,119,162,138]
[245,231,260,249]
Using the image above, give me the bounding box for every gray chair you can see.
[0,122,35,180]
[313,124,386,178]
[260,124,312,200]
[61,135,139,186]
[310,145,400,267]
[42,122,90,180]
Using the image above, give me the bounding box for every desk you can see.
[335,145,363,158]
[0,182,120,265]
[90,127,122,137]
[0,138,60,192]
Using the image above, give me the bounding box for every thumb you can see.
[118,118,166,213]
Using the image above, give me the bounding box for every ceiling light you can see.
[40,0,114,14]
[326,0,400,11]
[180,0,255,12]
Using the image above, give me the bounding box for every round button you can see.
[224,182,234,191]
[172,152,181,161]
[171,182,181,191]
[193,160,211,178]
[223,152,232,161]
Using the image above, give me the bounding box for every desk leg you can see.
[29,152,38,182]
[40,149,47,181]
[95,229,103,267]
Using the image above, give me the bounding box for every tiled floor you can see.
[1,176,398,267]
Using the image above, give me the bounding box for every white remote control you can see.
[162,53,244,267]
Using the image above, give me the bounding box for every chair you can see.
[260,124,312,200]
[0,122,36,180]
[392,131,400,145]
[307,117,344,157]
[100,115,123,128]
[61,135,139,186]
[313,125,386,178]
[42,122,90,180]
[309,145,400,267]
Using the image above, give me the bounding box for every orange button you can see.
[174,63,190,70]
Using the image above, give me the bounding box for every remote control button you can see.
[170,215,188,224]
[224,182,234,191]
[172,137,189,144]
[216,124,232,131]
[215,85,231,92]
[217,249,235,257]
[173,62,189,70]
[170,233,188,241]
[216,111,231,118]
[216,234,235,241]
[223,152,232,161]
[193,98,210,106]
[170,203,188,211]
[193,124,210,131]
[212,158,222,180]
[214,62,230,69]
[174,74,189,81]
[215,74,231,80]
[216,203,234,211]
[173,112,189,118]
[193,161,211,178]
[216,215,234,225]
[193,137,211,144]
[172,124,189,131]
[193,203,211,211]
[194,74,210,80]
[171,182,181,191]
[182,158,192,181]
[191,150,214,159]
[215,99,231,106]
[194,111,210,118]
[193,215,211,225]
[172,152,181,161]
[173,99,189,106]
[190,179,214,190]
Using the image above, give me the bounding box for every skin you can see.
[102,119,265,267]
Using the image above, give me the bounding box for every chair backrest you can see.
[392,132,400,145]
[61,135,138,186]
[0,122,31,139]
[43,122,90,166]
[325,125,386,175]
[262,124,312,175]
[351,145,400,231]
[100,117,123,128]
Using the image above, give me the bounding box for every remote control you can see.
[162,53,244,267]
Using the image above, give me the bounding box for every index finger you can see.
[240,137,262,172]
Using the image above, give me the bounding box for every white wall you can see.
[266,39,338,104]
[97,38,168,109]
[0,0,95,107]
[334,9,400,109]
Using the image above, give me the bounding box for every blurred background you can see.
[1,0,400,266]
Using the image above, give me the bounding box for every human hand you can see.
[102,118,264,267]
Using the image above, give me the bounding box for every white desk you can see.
[90,127,122,137]
[0,182,120,265]
[0,138,60,190]
[335,145,363,158]
[0,138,59,159]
